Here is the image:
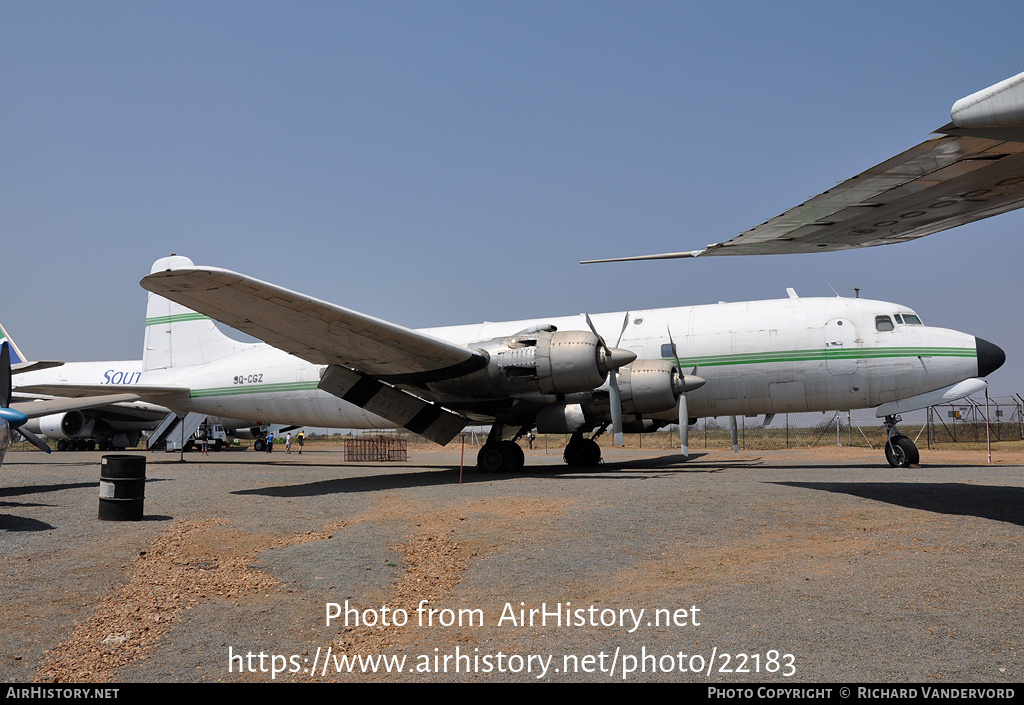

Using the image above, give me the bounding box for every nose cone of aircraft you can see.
[599,347,637,373]
[976,337,1006,378]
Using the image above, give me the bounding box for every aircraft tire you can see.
[564,438,601,467]
[477,444,507,472]
[885,435,919,468]
[253,439,265,452]
[501,440,525,471]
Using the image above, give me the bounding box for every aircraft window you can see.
[875,316,894,332]
[894,314,904,324]
[902,314,922,325]
[661,343,677,358]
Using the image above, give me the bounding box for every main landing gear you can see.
[563,428,603,468]
[883,414,919,468]
[475,423,526,473]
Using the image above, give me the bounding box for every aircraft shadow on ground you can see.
[0,481,97,502]
[232,454,744,498]
[0,515,55,532]
[775,481,1024,527]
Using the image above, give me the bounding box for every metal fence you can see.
[343,435,408,462]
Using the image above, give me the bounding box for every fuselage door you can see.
[824,318,858,376]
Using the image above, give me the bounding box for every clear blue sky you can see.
[3,1,1023,392]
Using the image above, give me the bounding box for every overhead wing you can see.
[582,70,1024,263]
[140,265,488,384]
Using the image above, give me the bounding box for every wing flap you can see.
[318,365,467,445]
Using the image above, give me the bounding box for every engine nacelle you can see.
[618,360,680,415]
[432,326,634,400]
[37,411,92,439]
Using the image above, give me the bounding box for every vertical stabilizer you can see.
[143,255,255,371]
[0,324,27,365]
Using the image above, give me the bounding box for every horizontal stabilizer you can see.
[318,365,467,445]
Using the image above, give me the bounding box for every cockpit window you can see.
[894,314,904,324]
[875,315,894,332]
[902,314,922,325]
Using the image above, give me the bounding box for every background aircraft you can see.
[9,324,271,452]
[0,343,141,466]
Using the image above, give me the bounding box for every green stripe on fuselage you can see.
[145,312,212,326]
[189,381,320,399]
[668,346,975,368]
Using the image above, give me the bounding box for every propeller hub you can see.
[598,347,637,374]
[674,374,706,395]
[0,407,28,429]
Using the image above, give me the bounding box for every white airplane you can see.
[0,342,141,466]
[19,71,1023,472]
[13,255,1005,471]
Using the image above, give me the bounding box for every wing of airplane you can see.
[11,393,143,418]
[13,382,190,400]
[582,70,1024,263]
[140,265,495,444]
[141,266,489,383]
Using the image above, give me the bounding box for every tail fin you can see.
[143,255,256,371]
[0,324,27,366]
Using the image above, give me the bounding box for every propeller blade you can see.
[609,370,623,446]
[0,342,10,408]
[584,311,611,356]
[614,311,630,348]
[679,392,689,459]
[15,427,51,454]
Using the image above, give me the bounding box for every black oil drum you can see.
[98,455,146,521]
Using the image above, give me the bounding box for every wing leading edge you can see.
[582,70,1024,263]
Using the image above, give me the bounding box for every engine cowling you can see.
[618,360,679,415]
[433,326,635,400]
[37,411,90,439]
[615,360,706,414]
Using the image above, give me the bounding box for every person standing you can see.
[266,431,274,453]
[285,431,292,454]
[297,430,305,454]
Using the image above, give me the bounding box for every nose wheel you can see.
[883,415,919,468]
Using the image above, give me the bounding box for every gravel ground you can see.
[0,445,1021,683]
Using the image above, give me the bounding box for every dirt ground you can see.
[1,444,1021,683]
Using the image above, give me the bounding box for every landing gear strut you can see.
[476,423,525,473]
[883,414,919,468]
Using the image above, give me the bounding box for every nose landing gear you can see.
[883,415,919,468]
